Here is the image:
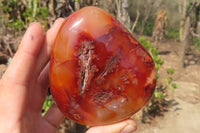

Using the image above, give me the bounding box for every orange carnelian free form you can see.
[50,6,156,126]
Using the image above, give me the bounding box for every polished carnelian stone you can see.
[49,6,156,126]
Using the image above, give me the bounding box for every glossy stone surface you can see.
[49,6,156,126]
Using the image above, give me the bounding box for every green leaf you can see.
[167,68,174,74]
[154,91,164,99]
[39,6,49,19]
[171,83,178,90]
[165,28,179,40]
[165,77,173,84]
[42,96,54,115]
[139,37,151,50]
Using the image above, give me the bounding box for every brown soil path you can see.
[135,38,200,133]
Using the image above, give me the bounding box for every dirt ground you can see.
[134,38,200,133]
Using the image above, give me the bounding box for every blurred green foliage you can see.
[139,37,177,101]
[139,36,151,49]
[137,21,154,36]
[6,20,24,32]
[1,0,17,13]
[0,0,49,34]
[42,95,54,116]
[154,91,165,99]
[139,37,164,99]
[193,38,200,51]
[171,83,178,90]
[23,0,49,25]
[165,68,178,91]
[165,28,179,40]
[144,21,154,36]
[166,67,174,74]
[139,37,164,73]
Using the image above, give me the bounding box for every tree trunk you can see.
[193,3,200,33]
[100,0,114,13]
[0,6,3,36]
[115,0,122,19]
[115,0,131,30]
[152,10,167,48]
[179,0,188,41]
[178,0,198,68]
[93,0,97,6]
[87,0,91,4]
[179,16,191,68]
[50,0,56,19]
[75,0,80,11]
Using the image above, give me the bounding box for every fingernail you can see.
[26,22,35,33]
[28,22,35,29]
[121,125,136,133]
[29,22,34,27]
[54,18,61,24]
[52,18,64,28]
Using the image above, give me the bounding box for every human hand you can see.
[0,18,137,133]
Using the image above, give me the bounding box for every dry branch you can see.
[191,28,200,37]
[131,10,139,33]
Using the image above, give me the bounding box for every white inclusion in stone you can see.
[145,68,156,86]
[96,107,112,120]
[113,106,117,109]
[105,96,127,112]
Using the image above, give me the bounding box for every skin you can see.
[0,18,137,133]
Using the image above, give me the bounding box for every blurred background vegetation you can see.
[0,0,200,133]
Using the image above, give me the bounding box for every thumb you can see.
[86,119,137,133]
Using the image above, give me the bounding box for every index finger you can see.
[3,23,44,86]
